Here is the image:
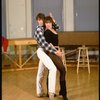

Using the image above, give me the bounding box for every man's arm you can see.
[34,29,57,54]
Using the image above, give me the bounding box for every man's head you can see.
[36,13,45,26]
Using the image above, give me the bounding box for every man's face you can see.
[37,19,43,26]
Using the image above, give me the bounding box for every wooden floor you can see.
[2,66,99,100]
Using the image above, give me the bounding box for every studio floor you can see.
[2,65,99,100]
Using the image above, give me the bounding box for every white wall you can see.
[6,0,32,39]
[63,0,74,31]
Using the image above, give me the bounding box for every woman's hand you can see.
[49,12,56,23]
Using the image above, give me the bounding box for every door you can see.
[74,0,99,31]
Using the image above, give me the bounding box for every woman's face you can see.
[37,19,44,26]
[45,21,52,29]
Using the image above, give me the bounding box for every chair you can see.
[77,45,90,74]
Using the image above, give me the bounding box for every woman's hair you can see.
[36,13,45,20]
[44,16,54,24]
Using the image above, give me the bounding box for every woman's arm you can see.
[49,12,60,31]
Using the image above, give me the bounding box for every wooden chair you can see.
[77,45,90,74]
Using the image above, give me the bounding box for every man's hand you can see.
[55,50,62,58]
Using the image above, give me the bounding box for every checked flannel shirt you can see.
[33,25,57,54]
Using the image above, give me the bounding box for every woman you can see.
[44,16,68,100]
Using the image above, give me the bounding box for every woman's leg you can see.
[47,53,66,81]
[47,53,68,100]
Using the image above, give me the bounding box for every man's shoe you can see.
[37,93,46,97]
[46,93,57,97]
[49,93,55,100]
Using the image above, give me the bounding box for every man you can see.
[33,13,62,100]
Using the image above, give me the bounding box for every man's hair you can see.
[36,13,45,20]
[44,16,54,24]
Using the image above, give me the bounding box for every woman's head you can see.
[44,16,54,29]
[36,13,45,26]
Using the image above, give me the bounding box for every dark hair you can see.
[44,16,54,24]
[36,13,45,20]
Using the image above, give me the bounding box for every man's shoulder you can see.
[36,26,44,32]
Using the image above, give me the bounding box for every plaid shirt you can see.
[33,25,57,54]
